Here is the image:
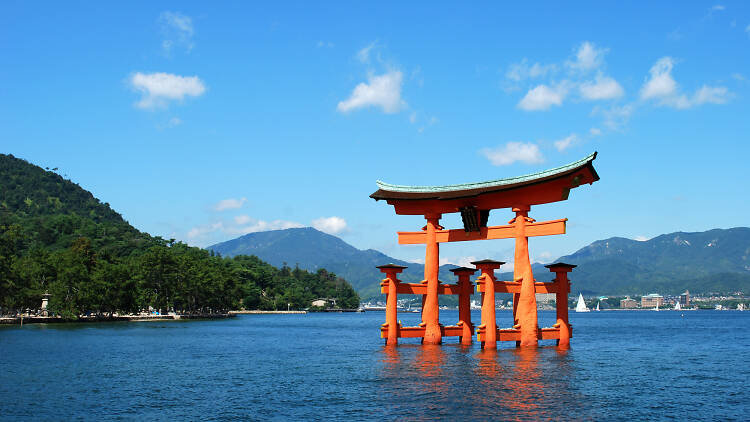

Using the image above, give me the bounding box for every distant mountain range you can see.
[208,227,750,299]
[552,228,750,296]
[208,227,458,299]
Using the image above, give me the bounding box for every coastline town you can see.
[361,289,748,312]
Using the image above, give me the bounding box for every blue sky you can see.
[2,2,749,268]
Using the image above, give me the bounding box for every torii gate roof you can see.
[370,152,599,215]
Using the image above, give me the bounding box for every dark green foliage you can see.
[0,154,359,316]
[531,229,750,295]
[208,227,458,299]
[211,221,750,298]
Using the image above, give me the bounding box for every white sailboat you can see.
[595,301,600,311]
[575,293,590,312]
[654,301,659,311]
[674,301,681,311]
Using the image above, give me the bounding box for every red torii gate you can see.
[371,152,599,348]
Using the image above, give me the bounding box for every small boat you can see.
[654,301,659,311]
[674,301,682,311]
[595,301,600,311]
[575,293,590,312]
[738,303,745,311]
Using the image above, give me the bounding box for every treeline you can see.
[0,153,359,317]
[0,225,359,317]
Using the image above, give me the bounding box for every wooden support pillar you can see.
[451,267,477,345]
[511,205,539,348]
[545,263,576,348]
[422,213,442,345]
[378,264,407,346]
[473,260,504,349]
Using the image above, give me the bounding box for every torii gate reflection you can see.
[371,152,599,349]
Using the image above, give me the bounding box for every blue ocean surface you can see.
[1,310,748,421]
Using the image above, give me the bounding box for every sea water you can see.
[1,310,748,420]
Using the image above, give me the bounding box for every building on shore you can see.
[536,293,555,304]
[641,293,664,308]
[620,297,637,309]
[680,290,690,307]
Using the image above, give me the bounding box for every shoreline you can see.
[229,310,307,315]
[0,313,235,326]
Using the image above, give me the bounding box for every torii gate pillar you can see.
[473,260,504,349]
[422,213,442,345]
[546,263,576,348]
[378,264,407,346]
[451,267,477,345]
[511,205,539,348]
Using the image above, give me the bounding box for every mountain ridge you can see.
[209,227,459,298]
[0,153,360,315]
[209,226,750,298]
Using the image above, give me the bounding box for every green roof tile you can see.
[375,152,597,193]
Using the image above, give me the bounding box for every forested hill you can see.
[208,227,459,299]
[0,153,152,256]
[549,228,750,295]
[211,225,750,299]
[0,153,359,316]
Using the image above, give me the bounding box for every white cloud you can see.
[710,5,725,12]
[337,70,405,113]
[130,72,206,110]
[481,142,544,166]
[436,256,478,267]
[317,41,334,48]
[159,11,194,55]
[668,28,683,41]
[357,41,376,63]
[508,42,620,109]
[157,116,183,130]
[312,216,348,234]
[589,127,603,136]
[226,219,303,235]
[234,215,252,225]
[566,41,607,72]
[595,104,634,130]
[579,74,624,100]
[213,197,247,211]
[418,255,479,267]
[692,85,730,105]
[640,57,678,100]
[506,59,557,81]
[455,256,478,268]
[553,134,579,152]
[533,251,554,263]
[408,113,438,130]
[634,235,649,242]
[517,84,567,111]
[187,222,223,239]
[186,216,305,246]
[640,57,731,109]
